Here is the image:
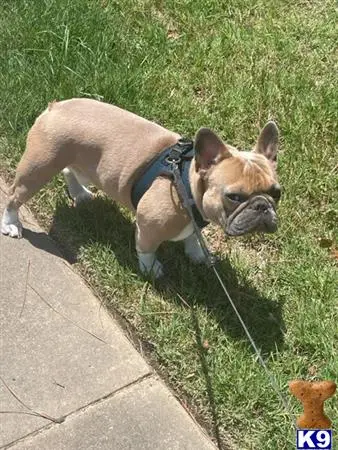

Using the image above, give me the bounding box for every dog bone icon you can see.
[289,379,336,429]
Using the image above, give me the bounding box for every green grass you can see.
[1,1,337,448]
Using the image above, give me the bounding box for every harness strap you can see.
[131,139,209,229]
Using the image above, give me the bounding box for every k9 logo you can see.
[297,429,332,449]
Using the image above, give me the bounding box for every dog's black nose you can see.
[252,197,269,213]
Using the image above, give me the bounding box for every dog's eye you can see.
[226,193,247,203]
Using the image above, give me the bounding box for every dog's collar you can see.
[131,139,209,229]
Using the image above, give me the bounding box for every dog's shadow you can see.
[25,195,285,448]
[26,195,286,354]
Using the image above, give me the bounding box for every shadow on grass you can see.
[24,195,286,449]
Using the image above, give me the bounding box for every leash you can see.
[170,161,297,429]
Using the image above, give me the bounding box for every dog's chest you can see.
[169,222,194,242]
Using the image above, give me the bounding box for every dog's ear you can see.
[194,128,231,172]
[254,121,279,166]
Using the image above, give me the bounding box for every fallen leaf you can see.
[308,365,317,377]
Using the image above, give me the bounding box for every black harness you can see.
[131,139,209,229]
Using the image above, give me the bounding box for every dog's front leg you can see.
[135,224,164,279]
[184,233,208,264]
[137,251,164,279]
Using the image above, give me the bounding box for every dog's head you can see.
[190,122,281,236]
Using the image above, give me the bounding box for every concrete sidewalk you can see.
[0,179,216,450]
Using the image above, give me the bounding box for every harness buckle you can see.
[165,153,182,165]
[165,138,193,165]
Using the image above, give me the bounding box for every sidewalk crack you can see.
[1,372,153,449]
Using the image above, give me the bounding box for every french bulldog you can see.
[1,98,281,277]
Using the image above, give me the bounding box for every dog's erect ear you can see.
[254,121,279,165]
[194,128,231,172]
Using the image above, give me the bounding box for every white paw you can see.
[1,222,23,238]
[74,189,94,207]
[184,234,208,264]
[138,252,164,279]
[63,168,93,206]
[1,208,23,238]
[186,249,208,264]
[149,259,164,278]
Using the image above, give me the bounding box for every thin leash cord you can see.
[172,165,297,429]
[211,266,296,429]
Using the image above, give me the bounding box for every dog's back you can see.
[26,98,179,207]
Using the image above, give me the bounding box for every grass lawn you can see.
[0,1,337,448]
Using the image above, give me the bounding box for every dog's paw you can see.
[187,251,208,264]
[1,208,23,238]
[1,222,23,238]
[150,259,164,278]
[73,189,94,207]
[138,252,164,279]
[184,234,207,264]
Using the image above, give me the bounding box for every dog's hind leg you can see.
[62,167,93,206]
[1,125,70,238]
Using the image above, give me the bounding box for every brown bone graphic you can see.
[289,380,336,429]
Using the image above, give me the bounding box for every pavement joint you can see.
[1,373,154,450]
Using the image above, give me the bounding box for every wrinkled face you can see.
[204,151,280,235]
[224,188,280,236]
[192,122,281,236]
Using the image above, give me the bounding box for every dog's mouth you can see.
[223,195,278,236]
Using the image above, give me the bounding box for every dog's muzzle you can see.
[225,195,278,236]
